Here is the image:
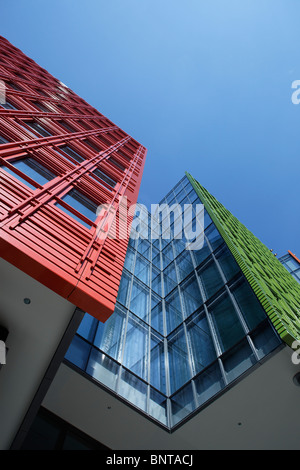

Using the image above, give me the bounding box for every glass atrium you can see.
[65,175,282,430]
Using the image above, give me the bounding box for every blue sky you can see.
[1,0,299,257]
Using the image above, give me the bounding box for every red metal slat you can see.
[0,35,147,322]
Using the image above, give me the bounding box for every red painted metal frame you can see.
[0,36,147,322]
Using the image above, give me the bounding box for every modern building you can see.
[1,37,300,450]
[0,35,146,449]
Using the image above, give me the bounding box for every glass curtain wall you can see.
[279,253,300,283]
[65,175,282,430]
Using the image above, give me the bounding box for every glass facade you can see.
[65,175,282,430]
[279,253,300,284]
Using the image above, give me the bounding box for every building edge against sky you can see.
[54,173,300,441]
[186,173,300,349]
[0,34,147,323]
[0,36,300,449]
[0,35,146,449]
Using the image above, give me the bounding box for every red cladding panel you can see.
[0,36,147,322]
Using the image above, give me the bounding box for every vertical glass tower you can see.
[65,175,286,430]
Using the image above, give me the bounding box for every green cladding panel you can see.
[186,172,300,348]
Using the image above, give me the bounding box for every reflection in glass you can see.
[251,322,281,359]
[149,389,168,425]
[122,314,149,381]
[129,279,149,321]
[199,260,224,300]
[222,339,256,383]
[94,306,126,361]
[181,275,203,317]
[150,333,166,394]
[66,175,282,430]
[187,311,216,374]
[216,245,240,281]
[171,382,195,426]
[118,369,147,412]
[168,327,190,394]
[3,157,55,188]
[210,294,245,352]
[65,336,90,370]
[165,289,183,334]
[87,351,119,391]
[232,280,266,331]
[195,362,224,406]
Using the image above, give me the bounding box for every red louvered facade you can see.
[0,36,147,322]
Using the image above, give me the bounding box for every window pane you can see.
[286,258,300,271]
[2,165,36,189]
[216,245,241,281]
[192,236,211,267]
[25,121,52,137]
[232,280,266,331]
[94,306,126,361]
[58,120,76,133]
[108,157,125,171]
[151,298,164,335]
[93,168,116,188]
[187,311,216,374]
[0,100,17,110]
[165,289,183,335]
[251,322,281,359]
[152,268,162,296]
[83,138,102,153]
[162,242,174,263]
[65,335,90,370]
[116,272,131,307]
[118,369,147,412]
[137,239,151,260]
[195,362,225,406]
[60,189,98,226]
[210,294,245,352]
[149,389,168,425]
[77,313,98,343]
[171,382,195,426]
[150,333,166,394]
[199,260,224,301]
[33,101,49,112]
[173,239,186,257]
[168,326,190,394]
[55,202,92,228]
[87,350,119,391]
[123,246,135,272]
[161,250,173,270]
[58,145,84,163]
[163,262,177,296]
[176,251,194,282]
[222,339,256,383]
[152,252,161,270]
[0,134,9,144]
[181,275,203,318]
[122,314,149,381]
[134,254,150,286]
[129,279,149,321]
[206,224,223,251]
[5,157,55,187]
